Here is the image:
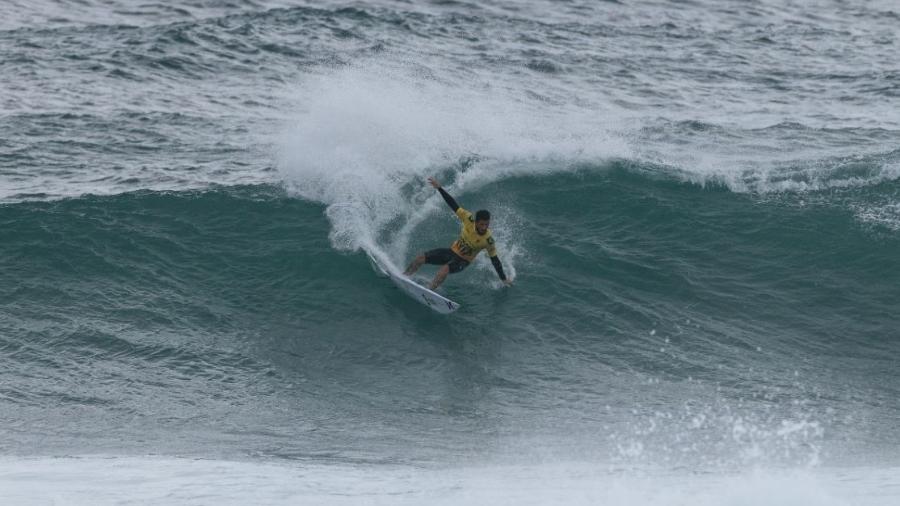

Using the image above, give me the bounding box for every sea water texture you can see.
[1,0,899,504]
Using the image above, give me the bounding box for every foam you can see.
[852,201,900,231]
[2,455,895,506]
[627,125,900,195]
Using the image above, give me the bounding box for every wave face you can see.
[2,172,898,467]
[2,0,900,492]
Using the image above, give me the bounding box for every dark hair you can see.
[475,209,491,222]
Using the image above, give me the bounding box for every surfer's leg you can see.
[411,248,454,276]
[404,254,426,275]
[429,253,468,289]
[430,264,450,290]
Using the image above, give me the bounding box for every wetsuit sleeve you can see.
[437,187,459,212]
[488,237,506,280]
[490,255,507,281]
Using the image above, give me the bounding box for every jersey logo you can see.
[468,216,474,222]
[487,237,494,245]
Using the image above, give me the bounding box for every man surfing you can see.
[404,177,513,290]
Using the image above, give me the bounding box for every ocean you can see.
[1,0,898,504]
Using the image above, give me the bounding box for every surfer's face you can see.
[475,219,489,235]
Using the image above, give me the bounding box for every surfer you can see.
[404,177,512,290]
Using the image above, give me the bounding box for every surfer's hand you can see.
[503,278,513,287]
[428,177,441,189]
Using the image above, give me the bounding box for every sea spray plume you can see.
[278,61,628,265]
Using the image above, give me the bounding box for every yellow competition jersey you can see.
[450,207,498,262]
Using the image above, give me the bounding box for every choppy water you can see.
[2,0,899,504]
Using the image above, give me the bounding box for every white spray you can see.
[278,61,629,274]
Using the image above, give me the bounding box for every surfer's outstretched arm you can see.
[428,177,459,212]
[490,255,511,284]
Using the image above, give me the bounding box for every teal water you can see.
[2,0,900,502]
[3,165,897,466]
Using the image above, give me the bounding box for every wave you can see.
[6,0,900,472]
[3,171,897,356]
[2,173,899,467]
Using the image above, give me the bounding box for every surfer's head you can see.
[475,210,490,234]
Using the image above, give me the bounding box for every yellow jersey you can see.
[450,207,498,262]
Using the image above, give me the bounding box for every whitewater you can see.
[1,0,899,504]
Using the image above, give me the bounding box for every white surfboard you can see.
[367,252,460,314]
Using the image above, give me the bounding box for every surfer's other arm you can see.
[428,177,459,212]
[486,239,512,285]
[490,254,509,283]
